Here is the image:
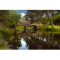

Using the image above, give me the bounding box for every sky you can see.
[17,10,46,18]
[17,10,26,18]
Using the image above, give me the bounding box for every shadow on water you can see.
[7,29,60,50]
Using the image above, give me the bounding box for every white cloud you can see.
[21,13,26,18]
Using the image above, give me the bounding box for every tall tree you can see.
[53,10,55,16]
[3,10,21,27]
[26,10,43,23]
[0,10,9,29]
[39,10,54,28]
[46,10,54,28]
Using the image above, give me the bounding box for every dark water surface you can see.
[9,30,60,50]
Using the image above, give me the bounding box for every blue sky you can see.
[17,10,26,14]
[17,10,26,18]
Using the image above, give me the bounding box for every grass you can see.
[28,26,34,30]
[16,26,25,30]
[38,24,60,32]
[16,26,25,33]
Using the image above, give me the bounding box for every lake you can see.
[8,30,60,50]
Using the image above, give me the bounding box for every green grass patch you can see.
[38,25,52,30]
[38,24,60,32]
[28,26,34,30]
[16,26,25,30]
[16,26,25,33]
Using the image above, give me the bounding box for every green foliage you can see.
[40,18,49,24]
[0,33,8,50]
[0,28,14,41]
[0,46,8,50]
[28,26,34,30]
[0,39,4,46]
[0,10,9,20]
[0,40,8,49]
[51,12,60,25]
[26,10,43,23]
[55,12,60,15]
[21,16,26,21]
[3,10,21,27]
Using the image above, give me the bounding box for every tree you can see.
[3,10,21,27]
[26,10,55,28]
[21,16,26,21]
[46,10,54,28]
[51,12,60,25]
[2,10,21,34]
[39,10,54,28]
[26,10,43,23]
[0,10,9,29]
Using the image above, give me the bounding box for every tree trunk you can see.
[13,27,16,35]
[53,10,55,16]
[57,9,58,13]
[47,11,54,28]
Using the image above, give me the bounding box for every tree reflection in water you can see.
[8,30,60,50]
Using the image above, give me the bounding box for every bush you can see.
[4,28,14,34]
[0,28,14,41]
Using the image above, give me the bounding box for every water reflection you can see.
[8,30,60,50]
[18,38,28,50]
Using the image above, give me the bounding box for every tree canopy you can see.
[26,10,60,28]
[0,9,21,27]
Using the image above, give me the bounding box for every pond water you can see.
[8,30,60,50]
